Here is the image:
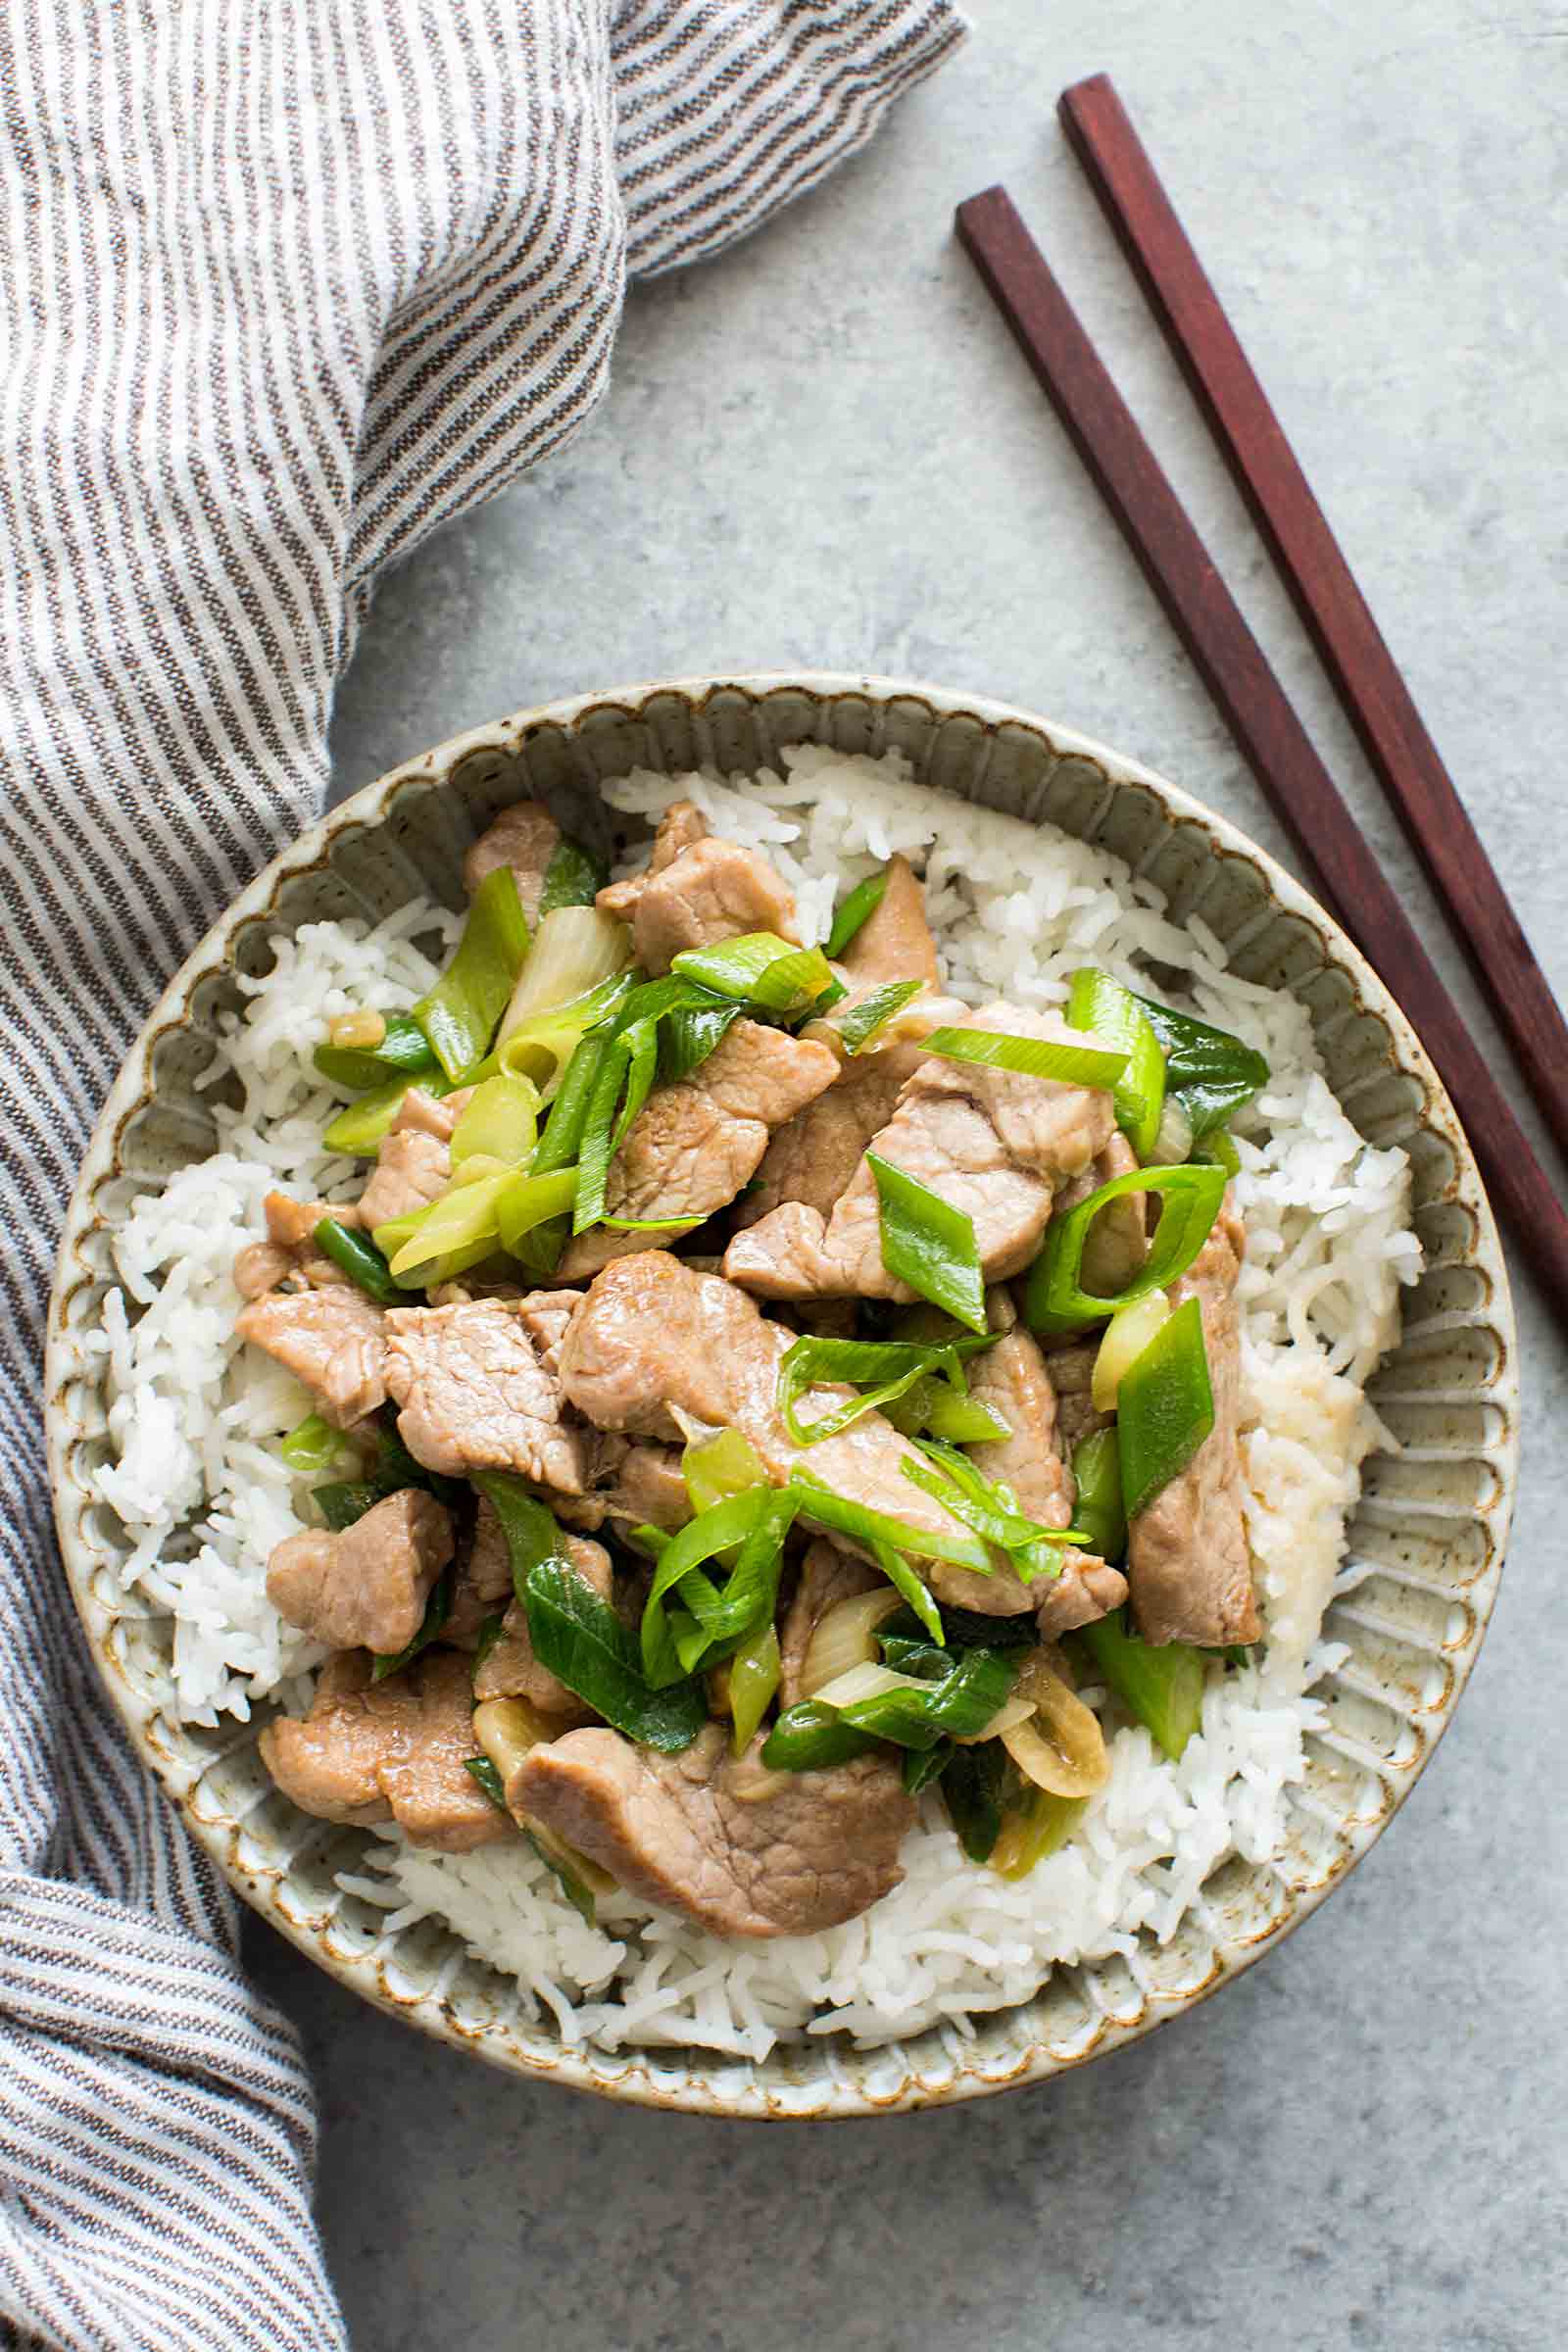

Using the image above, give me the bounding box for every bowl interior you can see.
[47,675,1517,2116]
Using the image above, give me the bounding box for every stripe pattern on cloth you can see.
[0,4,965,2345]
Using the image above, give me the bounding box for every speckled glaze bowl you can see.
[46,674,1517,2116]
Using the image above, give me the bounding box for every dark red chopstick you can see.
[954,183,1568,1322]
[1059,72,1568,1171]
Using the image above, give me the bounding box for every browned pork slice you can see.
[778,1540,880,1708]
[1036,1555,1130,1640]
[594,1440,693,1532]
[1045,1340,1108,1453]
[266,1488,455,1655]
[560,1020,839,1278]
[558,1253,1029,1614]
[596,800,709,918]
[732,995,967,1233]
[608,834,802,978]
[235,1283,387,1428]
[387,1086,463,1143]
[261,1649,512,1851]
[1127,1201,1259,1647]
[724,1005,1115,1303]
[838,853,941,987]
[473,1534,613,1723]
[1054,1128,1148,1298]
[444,1493,514,1647]
[233,1190,360,1300]
[514,1288,582,1378]
[463,800,561,923]
[514,1723,914,1937]
[383,1298,591,1492]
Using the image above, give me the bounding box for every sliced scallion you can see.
[867,1152,986,1335]
[1024,1160,1228,1334]
[1115,1295,1214,1520]
[412,866,531,1080]
[824,868,890,959]
[838,979,925,1055]
[1066,967,1166,1159]
[922,1026,1130,1088]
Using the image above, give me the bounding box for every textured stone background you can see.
[253,4,1568,2343]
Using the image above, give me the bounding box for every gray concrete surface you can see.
[247,4,1568,2344]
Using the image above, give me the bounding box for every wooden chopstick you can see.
[954,183,1568,1321]
[1058,72,1568,1171]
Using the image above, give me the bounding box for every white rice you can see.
[91,747,1420,2055]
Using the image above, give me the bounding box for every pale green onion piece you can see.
[1152,1097,1194,1167]
[377,1169,513,1282]
[495,1165,578,1257]
[727,1622,781,1755]
[922,1026,1130,1089]
[867,1152,986,1336]
[838,979,924,1056]
[682,1428,767,1518]
[1195,1127,1241,1177]
[498,965,635,1100]
[280,1411,345,1474]
[670,931,834,1013]
[1092,1291,1172,1412]
[1116,1296,1214,1520]
[412,866,530,1081]
[500,906,631,1040]
[322,1075,447,1158]
[450,1073,539,1169]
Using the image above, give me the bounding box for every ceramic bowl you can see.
[46,673,1517,2116]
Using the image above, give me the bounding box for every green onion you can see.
[321,1075,449,1158]
[867,1538,944,1646]
[1067,968,1167,1160]
[774,1334,972,1447]
[681,1428,766,1518]
[412,867,531,1080]
[867,1152,986,1335]
[825,868,890,958]
[370,1567,454,1682]
[469,1471,573,1603]
[1024,1160,1228,1334]
[312,1480,380,1531]
[1069,1428,1127,1565]
[660,998,743,1081]
[529,1030,611,1177]
[1195,1128,1242,1177]
[760,1701,877,1772]
[991,1787,1088,1878]
[570,1030,636,1235]
[920,1391,1011,1445]
[640,1489,798,1687]
[537,834,609,916]
[312,1217,403,1304]
[313,1011,440,1094]
[496,1165,578,1256]
[786,1465,994,1573]
[922,1026,1130,1090]
[279,1411,346,1474]
[1130,993,1269,1138]
[829,1646,1017,1750]
[520,1556,707,1749]
[450,1072,539,1169]
[670,932,835,1014]
[521,1828,602,1925]
[464,1754,508,1810]
[726,1621,781,1755]
[1116,1295,1214,1519]
[838,979,924,1055]
[375,1169,514,1284]
[498,966,636,1099]
[1078,1605,1206,1761]
[940,1740,1008,1860]
[901,1445,1085,1583]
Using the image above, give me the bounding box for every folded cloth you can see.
[0,4,965,2343]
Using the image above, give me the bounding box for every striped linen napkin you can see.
[0,5,964,2343]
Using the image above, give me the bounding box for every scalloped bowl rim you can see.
[45,669,1518,2118]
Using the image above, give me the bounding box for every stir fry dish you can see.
[243,797,1271,1938]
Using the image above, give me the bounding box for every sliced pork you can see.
[260,1649,511,1851]
[383,1298,591,1492]
[838,853,941,986]
[609,834,802,978]
[266,1488,454,1656]
[235,1283,387,1428]
[463,800,561,923]
[560,1019,838,1278]
[1126,1201,1259,1646]
[596,800,708,918]
[558,1252,1028,1613]
[444,1493,514,1647]
[724,1005,1115,1302]
[514,1723,914,1937]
